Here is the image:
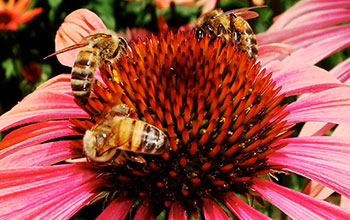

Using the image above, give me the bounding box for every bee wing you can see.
[234,11,260,20]
[43,42,89,60]
[217,5,266,20]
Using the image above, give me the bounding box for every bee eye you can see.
[195,29,204,39]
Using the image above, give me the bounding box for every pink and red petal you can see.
[169,201,188,220]
[96,196,135,220]
[0,164,102,219]
[282,87,350,125]
[252,177,350,220]
[271,64,343,96]
[134,199,155,220]
[222,193,272,220]
[268,136,350,197]
[258,8,350,44]
[0,140,81,168]
[202,197,230,220]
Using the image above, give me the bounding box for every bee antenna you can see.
[43,42,88,60]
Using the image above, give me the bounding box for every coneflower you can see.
[0,1,350,219]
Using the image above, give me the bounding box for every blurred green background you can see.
[0,0,348,219]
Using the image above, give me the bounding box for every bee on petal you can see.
[45,30,131,106]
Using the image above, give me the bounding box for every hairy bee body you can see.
[194,8,258,59]
[69,30,130,106]
[83,104,170,166]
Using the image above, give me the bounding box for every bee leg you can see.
[109,104,131,117]
[120,151,146,164]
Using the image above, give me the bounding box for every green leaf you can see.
[47,0,63,9]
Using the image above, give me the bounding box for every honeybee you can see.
[44,30,131,106]
[83,104,170,166]
[194,6,263,59]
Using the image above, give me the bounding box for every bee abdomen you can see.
[71,48,98,105]
[112,117,169,154]
[140,123,164,154]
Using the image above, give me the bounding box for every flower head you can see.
[1,1,350,219]
[0,0,42,31]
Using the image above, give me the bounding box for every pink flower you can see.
[1,1,350,219]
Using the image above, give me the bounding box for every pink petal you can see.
[221,193,272,220]
[285,25,350,50]
[202,197,230,220]
[299,122,335,136]
[0,164,101,219]
[271,64,343,96]
[258,8,350,44]
[282,33,350,66]
[55,9,106,67]
[96,196,135,220]
[36,73,71,92]
[0,89,88,131]
[198,0,217,14]
[169,201,188,220]
[303,180,335,200]
[0,121,80,158]
[258,43,293,57]
[267,1,350,32]
[333,124,350,137]
[134,199,154,220]
[282,87,350,125]
[330,57,350,82]
[251,177,350,220]
[0,141,81,168]
[341,196,350,211]
[268,136,350,197]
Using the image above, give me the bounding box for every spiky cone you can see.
[71,31,292,217]
[1,2,350,219]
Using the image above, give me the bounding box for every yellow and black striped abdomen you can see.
[71,47,98,105]
[110,116,169,155]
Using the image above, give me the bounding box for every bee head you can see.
[83,130,117,163]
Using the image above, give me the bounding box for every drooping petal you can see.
[303,180,335,200]
[282,87,350,125]
[55,9,107,67]
[222,193,272,220]
[271,64,343,96]
[285,25,350,50]
[330,57,350,82]
[0,164,101,219]
[282,33,350,66]
[0,141,81,168]
[299,122,335,136]
[332,124,350,137]
[268,0,350,32]
[258,43,293,57]
[268,136,350,197]
[96,196,135,220]
[134,199,154,220]
[202,197,230,220]
[341,196,350,211]
[251,177,350,220]
[0,87,88,131]
[258,8,350,44]
[0,120,79,150]
[169,201,188,220]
